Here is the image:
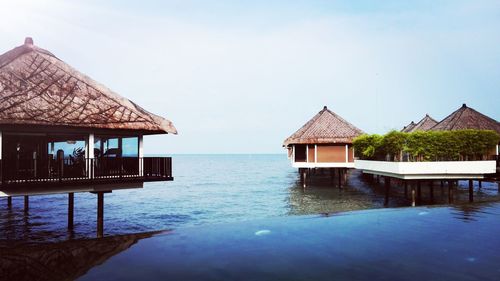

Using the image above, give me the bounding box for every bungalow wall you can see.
[292,144,354,163]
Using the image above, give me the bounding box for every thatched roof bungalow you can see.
[283,106,364,169]
[0,38,176,187]
[431,103,500,157]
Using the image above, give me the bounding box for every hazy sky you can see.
[1,0,499,154]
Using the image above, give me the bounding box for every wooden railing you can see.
[0,157,173,186]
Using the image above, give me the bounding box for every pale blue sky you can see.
[0,0,499,154]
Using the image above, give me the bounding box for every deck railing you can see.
[0,157,172,186]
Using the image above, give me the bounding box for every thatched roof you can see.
[431,103,500,134]
[401,121,416,133]
[0,38,177,134]
[402,114,437,132]
[283,106,364,146]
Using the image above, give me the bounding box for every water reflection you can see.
[0,231,159,281]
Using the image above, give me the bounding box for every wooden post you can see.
[338,169,342,189]
[468,180,474,203]
[448,180,454,204]
[68,193,74,229]
[97,192,104,238]
[343,168,348,184]
[7,196,12,208]
[384,177,391,206]
[24,196,29,212]
[478,180,482,189]
[411,184,416,207]
[404,181,408,198]
[429,181,434,203]
[303,170,307,189]
[377,175,380,184]
[417,181,422,205]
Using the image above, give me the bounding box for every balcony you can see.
[0,157,173,188]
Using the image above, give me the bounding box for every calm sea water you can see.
[1,154,499,244]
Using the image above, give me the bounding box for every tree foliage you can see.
[353,129,499,162]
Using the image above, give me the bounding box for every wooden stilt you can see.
[448,180,454,204]
[417,181,422,205]
[338,169,342,189]
[478,180,482,189]
[384,177,391,206]
[97,192,104,238]
[68,193,74,229]
[24,196,29,212]
[303,170,307,188]
[343,168,348,185]
[330,168,334,185]
[468,180,474,203]
[404,181,408,198]
[377,175,380,184]
[429,181,434,203]
[411,184,416,207]
[7,196,12,208]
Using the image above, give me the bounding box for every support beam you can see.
[411,184,416,207]
[417,181,422,205]
[0,130,2,161]
[86,133,95,179]
[24,196,29,212]
[7,196,12,208]
[345,144,348,163]
[478,180,482,189]
[138,135,144,176]
[448,180,454,204]
[468,180,474,203]
[68,193,74,229]
[97,192,104,238]
[338,169,342,189]
[384,177,391,206]
[306,145,309,163]
[314,145,317,163]
[404,181,408,198]
[429,181,434,203]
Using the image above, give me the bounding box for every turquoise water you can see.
[1,154,499,244]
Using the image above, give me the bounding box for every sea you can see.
[1,154,500,244]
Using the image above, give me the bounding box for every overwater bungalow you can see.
[431,103,500,158]
[401,114,437,132]
[283,106,364,187]
[0,38,177,235]
[356,103,500,205]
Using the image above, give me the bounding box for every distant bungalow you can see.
[402,104,500,154]
[0,38,177,235]
[283,106,364,187]
[401,114,438,132]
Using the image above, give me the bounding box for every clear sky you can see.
[1,0,499,154]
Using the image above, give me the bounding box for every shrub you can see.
[353,129,499,162]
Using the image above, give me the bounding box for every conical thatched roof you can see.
[402,114,437,132]
[431,104,500,134]
[0,38,177,135]
[283,106,364,146]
